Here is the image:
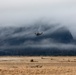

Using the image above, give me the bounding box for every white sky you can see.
[0,0,76,37]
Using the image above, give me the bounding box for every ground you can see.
[0,56,76,75]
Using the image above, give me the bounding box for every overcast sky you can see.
[0,0,76,37]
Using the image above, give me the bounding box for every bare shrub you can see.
[68,59,70,62]
[41,57,44,59]
[51,58,53,60]
[30,65,42,68]
[30,59,34,62]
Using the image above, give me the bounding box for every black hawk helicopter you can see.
[35,32,43,36]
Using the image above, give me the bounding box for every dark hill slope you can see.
[0,24,75,56]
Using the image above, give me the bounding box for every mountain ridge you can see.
[0,24,76,56]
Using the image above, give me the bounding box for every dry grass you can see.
[0,56,76,75]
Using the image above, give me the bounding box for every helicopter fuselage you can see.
[35,32,43,36]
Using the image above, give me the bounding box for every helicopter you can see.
[34,21,43,36]
[35,32,43,36]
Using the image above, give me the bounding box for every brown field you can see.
[0,56,76,75]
